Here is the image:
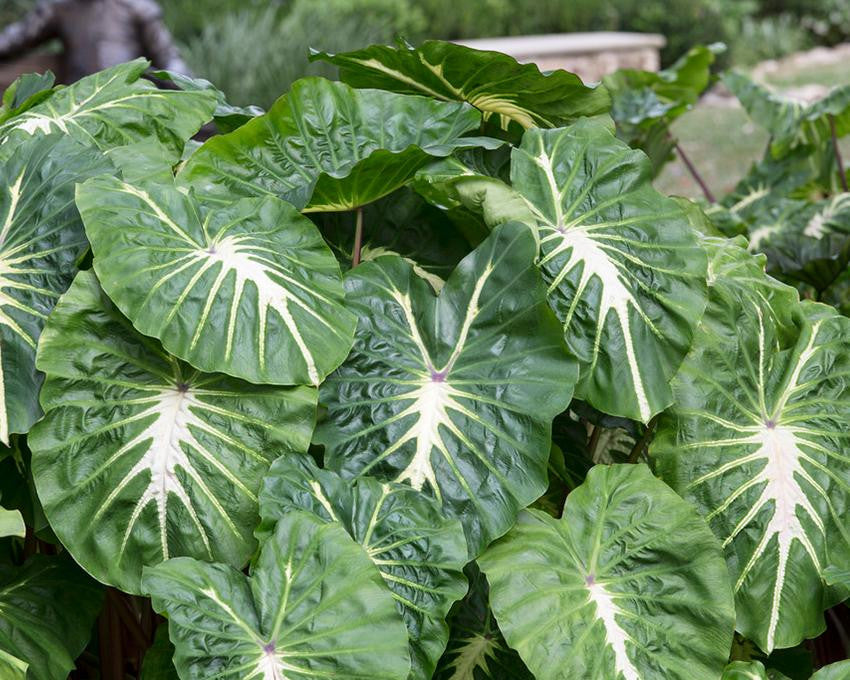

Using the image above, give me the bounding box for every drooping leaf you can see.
[506,120,708,422]
[0,554,103,680]
[433,562,533,680]
[0,60,216,152]
[257,455,468,679]
[0,133,114,444]
[178,77,498,211]
[724,72,850,160]
[652,236,850,651]
[311,40,610,133]
[143,510,411,680]
[0,71,57,125]
[479,464,736,680]
[76,176,356,386]
[150,69,264,133]
[29,271,316,593]
[140,624,179,680]
[315,222,576,555]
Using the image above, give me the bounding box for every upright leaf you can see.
[315,222,577,555]
[0,60,216,152]
[29,271,316,593]
[144,511,411,680]
[76,177,356,386]
[652,237,850,651]
[311,40,610,132]
[0,555,103,680]
[258,455,469,679]
[479,464,736,680]
[508,121,708,421]
[178,77,496,211]
[0,133,113,444]
[0,71,57,125]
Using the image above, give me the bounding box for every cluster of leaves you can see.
[1,38,850,680]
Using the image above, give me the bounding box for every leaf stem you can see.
[830,114,848,193]
[587,423,601,462]
[352,207,364,267]
[675,141,716,203]
[627,415,659,464]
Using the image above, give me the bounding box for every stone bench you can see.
[455,32,667,83]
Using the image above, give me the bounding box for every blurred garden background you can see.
[3,0,849,199]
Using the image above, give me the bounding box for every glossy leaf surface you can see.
[653,237,850,651]
[30,271,316,592]
[77,176,356,386]
[316,222,577,555]
[144,510,411,680]
[479,464,735,680]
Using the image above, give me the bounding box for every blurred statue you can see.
[0,0,189,83]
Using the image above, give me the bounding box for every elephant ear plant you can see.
[0,41,849,680]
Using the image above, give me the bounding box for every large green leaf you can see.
[507,121,708,422]
[0,60,215,152]
[311,40,610,133]
[0,554,103,680]
[724,72,850,159]
[178,77,496,211]
[76,176,356,386]
[812,661,850,679]
[603,44,721,175]
[478,464,736,680]
[434,563,533,680]
[257,455,468,680]
[652,237,850,651]
[29,271,316,593]
[143,510,411,680]
[0,133,113,444]
[315,222,577,555]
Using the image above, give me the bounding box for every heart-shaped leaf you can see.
[311,40,610,133]
[652,236,850,651]
[178,77,496,211]
[0,133,113,444]
[29,271,316,593]
[258,455,468,680]
[478,464,736,680]
[76,176,356,386]
[143,510,411,680]
[507,120,708,422]
[315,222,577,555]
[0,60,216,152]
[0,554,103,680]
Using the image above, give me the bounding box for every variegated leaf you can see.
[29,271,316,593]
[652,236,850,651]
[508,121,708,422]
[144,511,411,680]
[0,60,215,152]
[76,176,356,386]
[479,464,736,680]
[315,222,577,555]
[0,133,113,444]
